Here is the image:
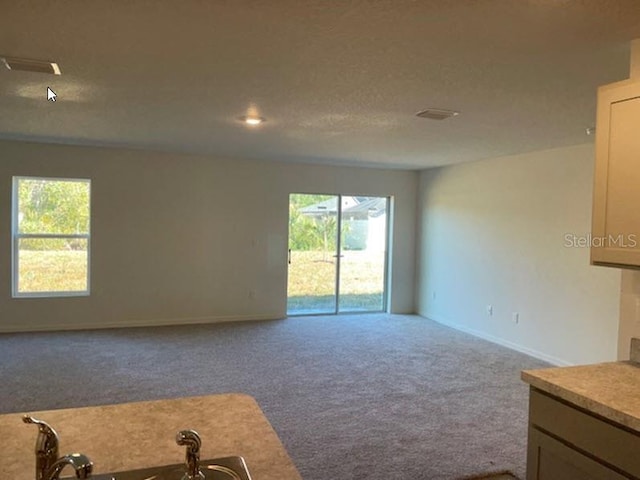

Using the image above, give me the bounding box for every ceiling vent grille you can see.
[416,108,459,120]
[1,57,61,75]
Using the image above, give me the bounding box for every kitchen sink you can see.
[88,456,252,480]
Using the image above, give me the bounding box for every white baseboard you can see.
[0,313,283,333]
[421,311,573,367]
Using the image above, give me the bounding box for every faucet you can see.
[23,415,60,480]
[23,415,94,480]
[176,430,205,480]
[46,453,93,480]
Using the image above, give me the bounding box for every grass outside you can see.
[18,250,87,293]
[287,249,386,313]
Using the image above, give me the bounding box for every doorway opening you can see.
[287,193,390,315]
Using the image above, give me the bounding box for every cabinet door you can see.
[527,428,629,480]
[592,80,640,267]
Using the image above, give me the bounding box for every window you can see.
[12,177,91,297]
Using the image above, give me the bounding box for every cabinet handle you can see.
[288,249,292,265]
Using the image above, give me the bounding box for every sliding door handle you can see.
[332,254,345,258]
[288,249,292,264]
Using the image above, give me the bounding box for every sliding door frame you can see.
[334,196,344,314]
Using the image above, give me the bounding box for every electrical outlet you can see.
[512,312,519,324]
[248,290,256,299]
[486,305,493,316]
[432,291,436,300]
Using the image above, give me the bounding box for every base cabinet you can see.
[526,389,640,480]
[528,429,628,480]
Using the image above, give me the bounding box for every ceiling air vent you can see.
[1,56,61,75]
[416,108,459,120]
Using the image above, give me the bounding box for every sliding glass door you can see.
[287,193,389,315]
[338,197,387,312]
[287,194,339,315]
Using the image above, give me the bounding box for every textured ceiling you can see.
[1,1,640,169]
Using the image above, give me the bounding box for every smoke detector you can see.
[1,57,61,75]
[416,108,459,120]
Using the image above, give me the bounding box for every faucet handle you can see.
[176,430,205,480]
[23,415,59,450]
[23,414,56,429]
[24,415,60,480]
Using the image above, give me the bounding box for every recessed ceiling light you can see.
[239,115,265,126]
[416,108,459,120]
[1,56,61,75]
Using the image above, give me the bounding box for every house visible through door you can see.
[287,193,389,315]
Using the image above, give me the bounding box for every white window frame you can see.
[12,176,91,298]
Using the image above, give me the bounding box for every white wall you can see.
[618,270,640,360]
[0,139,417,332]
[416,144,621,366]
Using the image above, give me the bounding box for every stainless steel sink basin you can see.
[88,456,252,480]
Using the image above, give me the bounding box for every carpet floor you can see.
[0,314,548,479]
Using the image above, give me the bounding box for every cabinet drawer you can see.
[528,428,629,480]
[529,389,640,478]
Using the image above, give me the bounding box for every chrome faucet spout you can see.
[45,453,93,480]
[23,416,94,480]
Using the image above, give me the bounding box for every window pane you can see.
[18,178,90,234]
[18,238,88,293]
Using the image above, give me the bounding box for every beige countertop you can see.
[0,394,302,480]
[522,361,640,432]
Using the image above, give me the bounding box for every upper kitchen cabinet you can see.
[591,79,640,268]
